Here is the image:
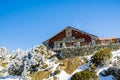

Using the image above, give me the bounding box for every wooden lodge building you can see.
[43,26,120,51]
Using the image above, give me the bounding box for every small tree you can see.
[8,47,47,76]
[71,70,99,80]
[91,48,112,67]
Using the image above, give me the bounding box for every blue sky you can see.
[0,0,120,50]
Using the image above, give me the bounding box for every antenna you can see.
[101,33,104,45]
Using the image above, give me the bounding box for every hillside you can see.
[0,45,120,80]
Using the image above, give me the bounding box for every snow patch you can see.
[0,75,20,80]
[56,70,70,80]
[99,75,113,80]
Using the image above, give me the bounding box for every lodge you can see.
[43,26,120,51]
[43,26,96,51]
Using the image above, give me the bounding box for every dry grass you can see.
[29,71,50,80]
[60,57,81,74]
[1,63,8,68]
[0,59,8,68]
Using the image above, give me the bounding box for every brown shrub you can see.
[29,71,50,80]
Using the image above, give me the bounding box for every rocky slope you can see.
[0,46,120,80]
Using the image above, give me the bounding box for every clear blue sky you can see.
[0,0,120,50]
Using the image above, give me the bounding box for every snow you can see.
[97,66,110,75]
[71,63,88,76]
[44,59,70,80]
[0,75,20,80]
[98,49,120,80]
[112,50,120,56]
[1,47,120,80]
[99,75,113,80]
[84,54,93,60]
[55,50,120,80]
[56,70,70,80]
[71,49,120,80]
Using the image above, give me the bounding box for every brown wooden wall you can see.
[49,29,93,46]
[72,30,92,44]
[49,30,66,44]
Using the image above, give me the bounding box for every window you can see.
[49,43,54,49]
[74,43,77,47]
[60,43,63,48]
